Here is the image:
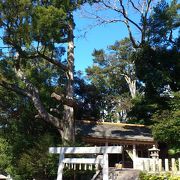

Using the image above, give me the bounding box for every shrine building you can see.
[76,120,156,168]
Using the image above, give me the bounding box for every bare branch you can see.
[101,1,122,13]
[119,0,142,32]
[129,0,142,14]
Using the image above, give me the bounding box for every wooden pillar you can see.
[57,152,64,180]
[133,144,136,168]
[103,153,109,180]
[122,146,125,167]
[133,144,137,159]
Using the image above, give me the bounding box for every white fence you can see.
[134,157,180,174]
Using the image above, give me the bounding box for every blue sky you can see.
[0,16,128,73]
[73,0,174,72]
[74,13,129,73]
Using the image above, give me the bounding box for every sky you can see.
[73,0,174,73]
[0,14,129,73]
[73,11,129,73]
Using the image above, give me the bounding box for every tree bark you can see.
[61,14,75,144]
[124,75,136,98]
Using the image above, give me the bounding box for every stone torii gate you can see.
[49,146,122,180]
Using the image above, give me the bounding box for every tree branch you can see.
[5,68,64,130]
[37,51,68,71]
[5,39,68,72]
[0,80,30,97]
[124,20,139,48]
[50,108,61,114]
[119,0,142,32]
[129,0,142,14]
[51,92,77,108]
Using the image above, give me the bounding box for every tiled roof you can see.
[76,121,154,142]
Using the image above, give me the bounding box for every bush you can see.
[139,172,180,180]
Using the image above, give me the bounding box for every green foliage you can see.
[146,0,180,47]
[0,56,61,178]
[0,0,33,46]
[63,168,95,179]
[74,73,102,119]
[134,46,180,97]
[128,94,158,125]
[12,134,58,180]
[0,0,98,179]
[0,137,13,175]
[0,93,59,179]
[32,5,67,46]
[139,172,180,180]
[152,92,180,151]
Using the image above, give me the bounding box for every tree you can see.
[86,38,137,122]
[0,58,60,179]
[0,0,95,144]
[152,92,180,154]
[0,137,12,176]
[74,72,102,120]
[119,0,180,125]
[146,0,180,48]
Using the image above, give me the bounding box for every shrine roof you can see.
[76,120,154,143]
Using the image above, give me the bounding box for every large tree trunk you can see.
[62,15,75,144]
[124,75,136,98]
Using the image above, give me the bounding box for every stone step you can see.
[94,168,140,180]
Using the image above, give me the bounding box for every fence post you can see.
[147,159,150,171]
[165,159,169,171]
[158,159,162,172]
[142,160,145,171]
[178,158,180,172]
[171,158,176,172]
[152,159,156,172]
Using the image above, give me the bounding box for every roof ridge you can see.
[78,120,146,127]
